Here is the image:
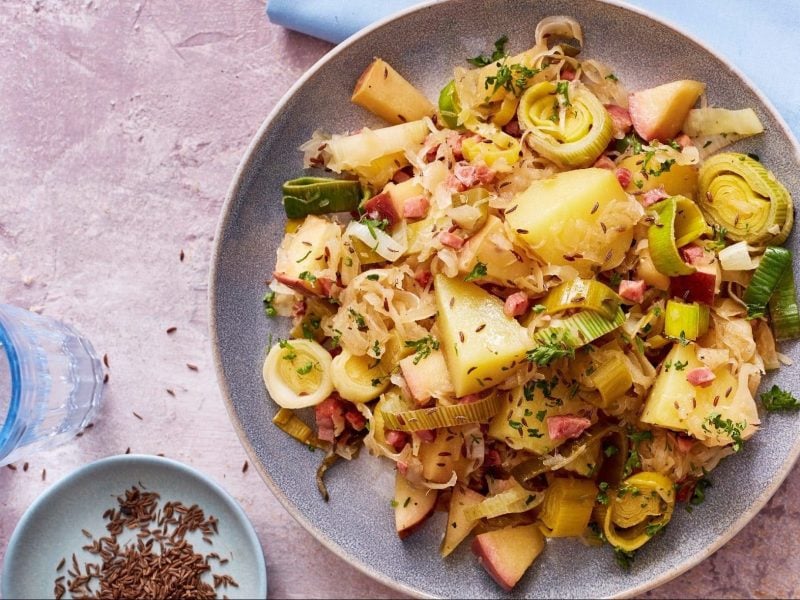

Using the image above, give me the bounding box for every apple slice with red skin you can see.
[394,471,437,539]
[671,266,717,305]
[628,80,705,141]
[362,191,400,227]
[472,524,546,591]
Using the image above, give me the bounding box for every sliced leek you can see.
[272,408,321,447]
[282,177,362,219]
[539,477,598,538]
[590,354,633,407]
[380,394,504,432]
[718,241,756,271]
[438,80,461,129]
[331,350,391,403]
[464,485,543,521]
[743,246,792,319]
[542,278,622,321]
[698,152,793,246]
[461,132,521,167]
[602,471,675,552]
[532,307,625,352]
[647,196,700,277]
[491,94,520,127]
[263,339,334,409]
[683,107,764,137]
[664,299,709,341]
[769,265,800,341]
[517,80,612,168]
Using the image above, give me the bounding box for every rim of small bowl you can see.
[1,454,268,599]
[209,1,800,597]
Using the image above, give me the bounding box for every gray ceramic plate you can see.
[210,0,800,597]
[2,455,267,599]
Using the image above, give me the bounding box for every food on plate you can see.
[257,16,799,590]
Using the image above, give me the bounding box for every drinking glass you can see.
[0,304,104,466]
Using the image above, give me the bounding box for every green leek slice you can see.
[273,408,321,447]
[542,278,622,321]
[743,246,792,319]
[698,152,793,246]
[282,177,362,219]
[517,80,612,168]
[539,477,597,538]
[664,299,709,341]
[380,394,503,432]
[461,132,521,167]
[438,80,461,129]
[769,264,800,340]
[589,354,633,407]
[532,307,625,352]
[647,196,702,277]
[602,471,675,552]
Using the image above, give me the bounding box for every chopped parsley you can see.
[467,35,509,67]
[623,429,653,477]
[390,499,399,508]
[614,548,636,570]
[464,262,488,282]
[555,80,571,107]
[596,481,610,505]
[604,444,619,458]
[348,308,367,330]
[760,385,800,411]
[615,132,644,155]
[371,339,383,358]
[608,272,622,287]
[708,224,728,251]
[532,304,547,314]
[366,273,380,281]
[527,330,576,366]
[689,476,711,508]
[279,339,296,361]
[360,216,389,240]
[645,522,666,537]
[262,291,277,317]
[508,419,522,431]
[702,413,746,452]
[673,360,689,372]
[296,362,313,375]
[605,73,619,82]
[527,428,544,438]
[301,315,321,340]
[298,271,317,284]
[404,336,440,364]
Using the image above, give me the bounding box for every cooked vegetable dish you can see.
[259,16,799,591]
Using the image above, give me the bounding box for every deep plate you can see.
[210,1,800,597]
[2,455,267,599]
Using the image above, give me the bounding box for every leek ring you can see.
[698,152,793,246]
[263,339,334,409]
[603,471,675,552]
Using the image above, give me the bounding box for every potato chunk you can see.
[434,275,531,397]
[505,168,639,276]
[352,58,435,125]
[458,215,537,284]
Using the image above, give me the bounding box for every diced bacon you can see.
[546,415,592,441]
[397,460,408,476]
[447,133,470,160]
[439,231,465,249]
[414,269,432,288]
[417,429,436,443]
[484,449,501,467]
[503,119,522,138]
[345,410,366,431]
[619,279,646,303]
[363,191,400,226]
[292,300,307,318]
[681,244,714,266]
[604,104,633,138]
[675,133,693,149]
[458,393,481,404]
[561,68,576,81]
[386,430,409,452]
[675,434,695,453]
[675,478,695,503]
[402,195,430,219]
[392,168,413,184]
[317,276,334,297]
[641,186,669,206]
[446,174,466,192]
[454,164,496,188]
[615,167,632,188]
[503,292,529,317]
[315,396,347,442]
[593,155,616,170]
[425,144,440,162]
[686,367,716,388]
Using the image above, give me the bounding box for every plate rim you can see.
[1,454,268,599]
[209,1,800,597]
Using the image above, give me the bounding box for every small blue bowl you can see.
[2,454,267,599]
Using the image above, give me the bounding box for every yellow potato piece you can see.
[352,58,435,125]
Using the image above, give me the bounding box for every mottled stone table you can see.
[0,1,798,598]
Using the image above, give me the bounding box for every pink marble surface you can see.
[0,1,798,598]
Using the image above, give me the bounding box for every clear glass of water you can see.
[0,304,104,466]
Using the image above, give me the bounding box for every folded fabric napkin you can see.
[265,0,798,136]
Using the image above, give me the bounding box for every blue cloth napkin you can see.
[266,0,799,138]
